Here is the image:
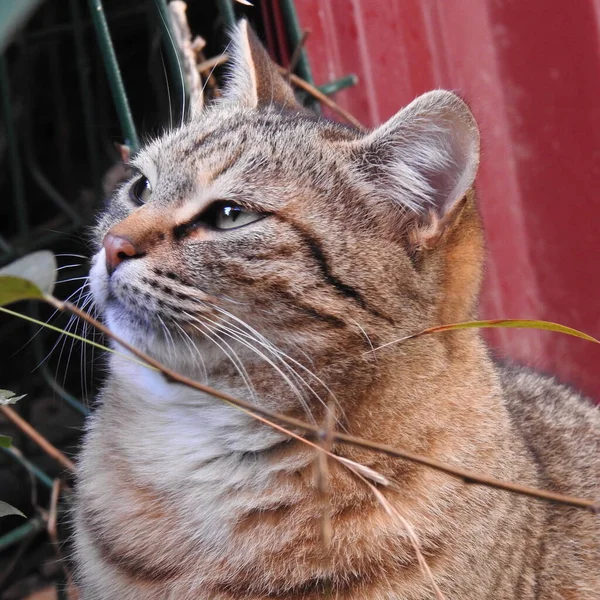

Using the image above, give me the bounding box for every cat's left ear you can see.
[351,90,480,232]
[222,19,304,111]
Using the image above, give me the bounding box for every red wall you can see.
[294,0,600,400]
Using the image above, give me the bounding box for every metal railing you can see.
[0,0,358,572]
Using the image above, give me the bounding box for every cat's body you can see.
[74,21,600,599]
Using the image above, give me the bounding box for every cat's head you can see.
[89,20,482,380]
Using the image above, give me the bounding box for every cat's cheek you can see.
[89,249,109,311]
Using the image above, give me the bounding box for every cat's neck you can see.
[104,330,501,490]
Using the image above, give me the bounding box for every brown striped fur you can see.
[75,20,600,599]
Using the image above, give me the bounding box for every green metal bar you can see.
[0,516,45,553]
[0,0,43,52]
[0,234,11,253]
[0,55,28,236]
[56,581,69,600]
[318,74,359,97]
[2,447,54,489]
[70,0,102,202]
[154,0,189,123]
[0,224,80,267]
[87,0,139,151]
[27,301,90,417]
[216,0,236,30]
[41,366,90,417]
[279,0,313,85]
[22,145,82,224]
[26,6,147,41]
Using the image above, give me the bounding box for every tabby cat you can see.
[75,20,600,599]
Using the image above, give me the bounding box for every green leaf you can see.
[0,251,57,306]
[371,319,600,353]
[0,306,156,371]
[0,500,25,519]
[0,389,26,406]
[0,435,11,448]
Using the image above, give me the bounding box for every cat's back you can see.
[499,363,600,494]
[499,363,600,598]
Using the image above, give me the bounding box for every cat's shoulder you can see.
[497,359,600,493]
[497,360,599,423]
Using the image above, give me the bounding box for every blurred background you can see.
[0,0,599,597]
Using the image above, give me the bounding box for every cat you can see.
[74,19,600,600]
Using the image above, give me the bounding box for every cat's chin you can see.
[103,304,216,378]
[104,304,163,353]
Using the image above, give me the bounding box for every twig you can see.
[195,53,364,129]
[48,478,77,592]
[167,1,203,112]
[41,296,599,513]
[287,29,310,76]
[47,479,60,545]
[356,473,446,600]
[281,68,364,129]
[316,403,334,550]
[366,319,600,355]
[196,53,228,73]
[0,406,75,472]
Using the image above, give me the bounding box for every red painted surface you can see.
[292,0,600,400]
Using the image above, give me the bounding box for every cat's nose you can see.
[103,233,140,275]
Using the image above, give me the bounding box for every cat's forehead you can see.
[136,107,357,180]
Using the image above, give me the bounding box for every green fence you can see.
[0,1,357,592]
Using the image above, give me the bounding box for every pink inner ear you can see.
[115,143,131,165]
[221,19,303,111]
[355,90,480,217]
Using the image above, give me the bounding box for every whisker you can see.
[173,321,208,382]
[154,0,186,128]
[56,263,84,271]
[205,302,346,428]
[55,253,88,260]
[56,276,90,285]
[183,312,257,402]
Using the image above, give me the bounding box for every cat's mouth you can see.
[90,248,229,349]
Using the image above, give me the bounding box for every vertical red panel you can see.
[294,0,600,399]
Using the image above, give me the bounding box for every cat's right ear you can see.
[350,90,480,237]
[221,19,305,111]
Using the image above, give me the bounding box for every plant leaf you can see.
[370,319,600,353]
[0,306,155,371]
[0,435,12,448]
[0,389,26,406]
[0,251,57,306]
[0,500,25,519]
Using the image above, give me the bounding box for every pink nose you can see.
[103,233,139,275]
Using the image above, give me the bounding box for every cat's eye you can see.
[130,176,152,205]
[205,201,265,230]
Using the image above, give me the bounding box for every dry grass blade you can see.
[196,53,228,73]
[287,29,310,75]
[368,319,600,354]
[354,473,446,600]
[167,1,203,111]
[48,479,77,591]
[31,296,600,513]
[336,456,391,487]
[0,405,75,472]
[277,67,363,129]
[47,479,60,544]
[316,404,335,550]
[195,52,364,129]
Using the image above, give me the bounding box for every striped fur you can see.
[74,20,600,599]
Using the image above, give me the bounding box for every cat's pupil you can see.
[224,206,240,222]
[130,176,152,205]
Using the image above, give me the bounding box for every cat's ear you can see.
[353,90,480,228]
[222,19,303,110]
